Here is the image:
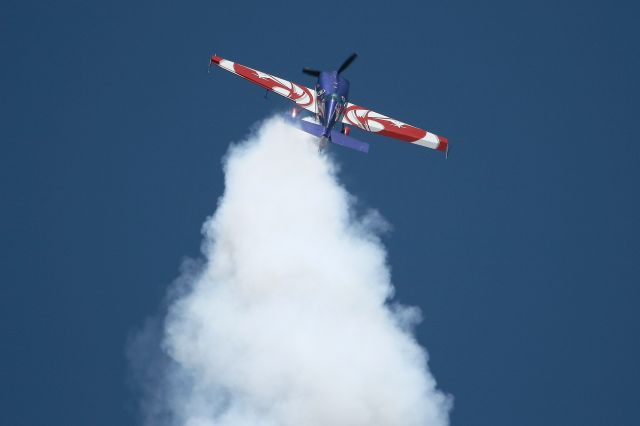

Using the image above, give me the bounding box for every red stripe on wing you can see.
[343,104,428,143]
[232,63,315,108]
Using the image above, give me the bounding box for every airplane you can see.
[208,53,448,156]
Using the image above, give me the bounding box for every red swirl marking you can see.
[343,105,427,142]
[233,63,314,107]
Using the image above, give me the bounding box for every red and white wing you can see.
[342,103,448,152]
[210,54,317,113]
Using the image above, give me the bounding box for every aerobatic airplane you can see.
[209,53,448,156]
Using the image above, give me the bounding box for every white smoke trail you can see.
[130,117,451,426]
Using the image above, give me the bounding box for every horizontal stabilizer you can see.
[298,118,324,137]
[329,130,369,153]
[288,117,369,153]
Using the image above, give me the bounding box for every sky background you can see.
[2,0,639,425]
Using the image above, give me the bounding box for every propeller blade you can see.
[337,53,357,74]
[302,67,321,77]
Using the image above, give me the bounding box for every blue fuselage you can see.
[316,71,350,138]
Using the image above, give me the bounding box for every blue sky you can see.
[1,0,639,425]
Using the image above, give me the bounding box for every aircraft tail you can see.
[329,130,369,153]
[293,117,369,153]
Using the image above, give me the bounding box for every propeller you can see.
[302,67,321,77]
[337,53,357,74]
[303,53,358,77]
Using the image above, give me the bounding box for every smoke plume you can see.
[129,117,451,426]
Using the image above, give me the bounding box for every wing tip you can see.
[436,135,449,153]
